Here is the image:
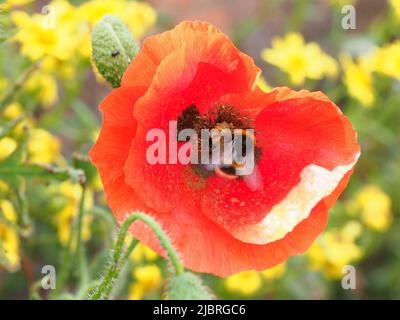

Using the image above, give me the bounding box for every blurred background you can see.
[0,0,399,299]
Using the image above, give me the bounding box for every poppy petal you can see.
[200,88,360,244]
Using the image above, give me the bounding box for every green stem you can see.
[90,238,138,300]
[52,183,86,298]
[53,232,73,297]
[75,185,86,264]
[0,116,25,139]
[29,280,43,300]
[77,280,101,299]
[0,62,39,113]
[74,185,90,290]
[90,212,184,300]
[0,163,86,184]
[107,237,138,299]
[38,71,86,129]
[15,178,31,236]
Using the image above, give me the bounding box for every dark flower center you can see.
[177,104,261,179]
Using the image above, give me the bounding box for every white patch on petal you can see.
[232,152,360,245]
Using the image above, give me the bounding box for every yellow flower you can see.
[0,199,20,271]
[225,270,262,295]
[261,33,338,85]
[261,263,286,280]
[119,1,157,39]
[257,75,271,93]
[76,0,157,59]
[307,221,363,279]
[390,0,400,20]
[128,283,145,300]
[0,137,17,161]
[340,54,375,108]
[28,128,61,164]
[128,264,162,299]
[133,264,162,291]
[26,71,58,108]
[346,185,392,232]
[328,0,356,6]
[42,57,75,80]
[11,0,80,61]
[0,181,10,194]
[1,0,33,10]
[78,0,157,39]
[3,102,23,120]
[53,181,93,245]
[0,78,8,98]
[131,243,158,263]
[370,41,400,80]
[77,0,123,26]
[92,173,103,192]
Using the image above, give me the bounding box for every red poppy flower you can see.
[90,21,360,277]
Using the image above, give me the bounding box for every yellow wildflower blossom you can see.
[0,199,20,271]
[27,128,61,164]
[1,0,33,10]
[261,263,286,280]
[0,78,8,97]
[0,181,10,194]
[42,57,75,80]
[11,0,80,61]
[78,0,157,39]
[119,1,157,39]
[53,181,93,245]
[340,54,375,108]
[261,33,338,85]
[346,185,392,232]
[131,242,158,263]
[308,221,363,279]
[370,41,400,80]
[26,71,58,108]
[0,137,17,161]
[133,264,162,291]
[225,270,262,295]
[76,0,157,59]
[3,102,23,120]
[77,0,124,26]
[128,264,162,300]
[257,75,271,93]
[390,0,400,20]
[91,173,103,192]
[128,283,145,300]
[328,0,356,6]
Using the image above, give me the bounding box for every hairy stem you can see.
[0,62,39,113]
[90,212,184,300]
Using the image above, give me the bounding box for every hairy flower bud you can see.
[166,272,214,300]
[91,15,138,88]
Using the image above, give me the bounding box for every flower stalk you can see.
[90,212,184,300]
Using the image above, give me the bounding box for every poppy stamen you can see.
[177,104,260,179]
